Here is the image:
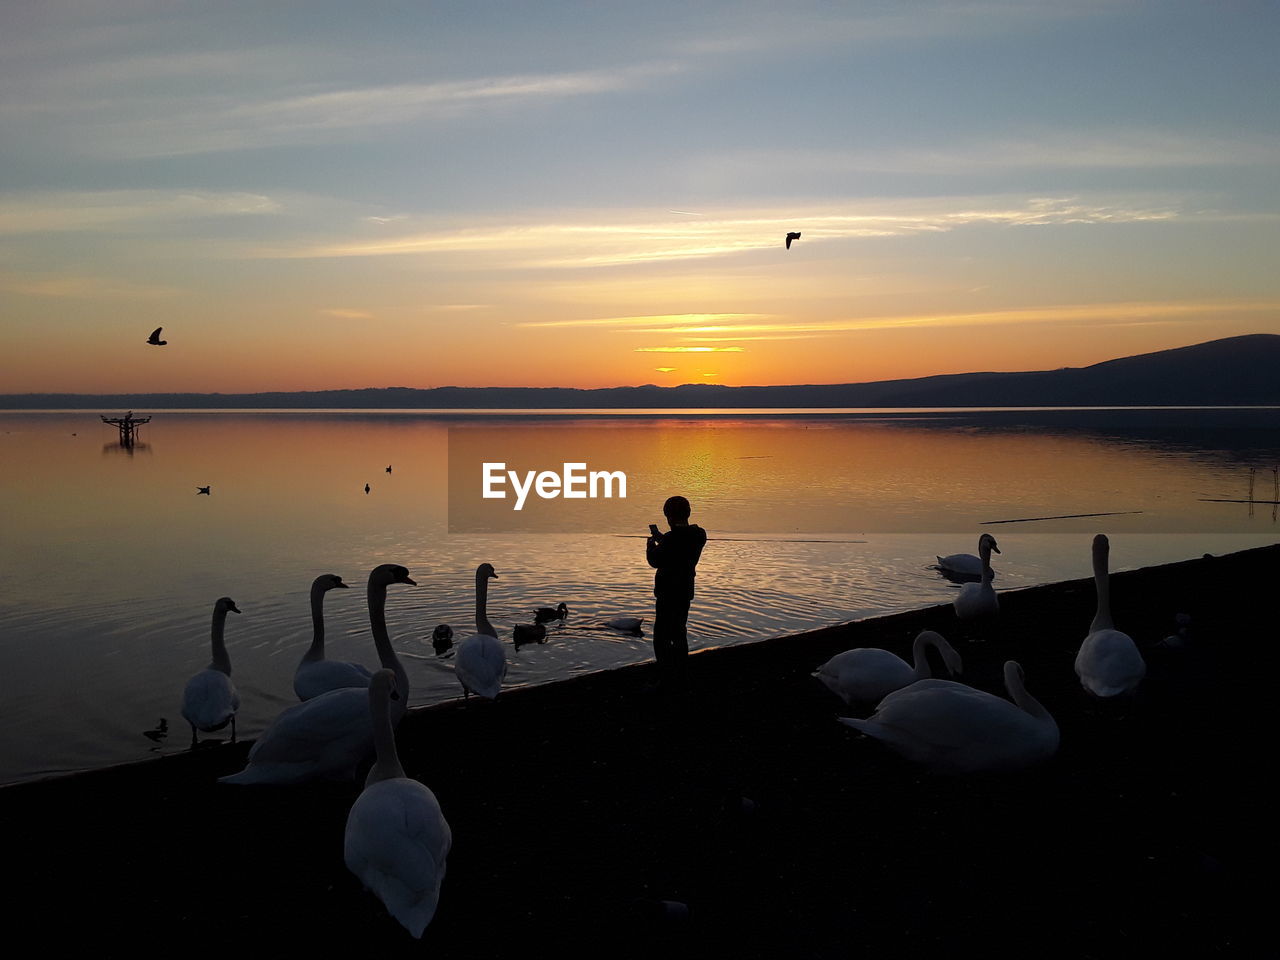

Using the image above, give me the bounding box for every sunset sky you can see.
[1,0,1277,393]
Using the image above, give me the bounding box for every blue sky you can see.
[2,0,1277,391]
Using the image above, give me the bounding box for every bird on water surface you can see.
[146,326,167,345]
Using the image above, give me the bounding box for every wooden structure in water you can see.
[101,411,150,447]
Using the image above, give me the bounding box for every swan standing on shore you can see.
[293,574,367,700]
[838,661,1058,774]
[937,534,999,580]
[953,534,1000,625]
[1075,534,1146,697]
[181,597,241,748]
[219,564,416,784]
[814,630,963,704]
[344,670,451,939]
[455,563,506,700]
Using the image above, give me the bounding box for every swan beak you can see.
[401,576,417,586]
[335,580,349,589]
[991,545,1002,554]
[228,603,241,614]
[490,572,500,579]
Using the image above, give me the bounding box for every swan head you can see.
[476,562,498,580]
[313,573,349,591]
[368,668,402,704]
[432,624,454,643]
[979,533,1001,555]
[370,563,417,587]
[215,597,241,615]
[1093,533,1110,555]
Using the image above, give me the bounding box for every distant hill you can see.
[3,334,1278,409]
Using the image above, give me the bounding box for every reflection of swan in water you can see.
[838,661,1058,774]
[219,565,416,784]
[344,670,451,939]
[936,534,999,581]
[1075,534,1145,697]
[181,597,241,748]
[814,630,963,704]
[431,624,454,655]
[534,602,569,624]
[954,534,1000,626]
[294,574,367,701]
[455,564,506,699]
[142,718,169,744]
[564,616,646,635]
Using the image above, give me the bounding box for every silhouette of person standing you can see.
[646,495,707,687]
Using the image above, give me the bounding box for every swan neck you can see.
[367,580,409,704]
[476,572,496,638]
[979,540,994,585]
[1091,546,1113,632]
[366,688,406,786]
[303,582,326,661]
[1006,666,1053,723]
[910,633,932,679]
[210,607,232,675]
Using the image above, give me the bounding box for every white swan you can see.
[814,629,963,704]
[455,563,506,700]
[344,669,451,939]
[937,533,999,580]
[953,534,1000,624]
[180,597,241,748]
[219,564,416,785]
[1074,534,1146,697]
[838,661,1058,774]
[293,573,370,701]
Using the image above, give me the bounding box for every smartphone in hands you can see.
[649,523,662,539]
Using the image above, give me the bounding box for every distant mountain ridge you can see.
[4,334,1279,409]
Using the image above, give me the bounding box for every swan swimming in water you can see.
[936,534,999,581]
[219,564,416,784]
[180,597,241,748]
[293,574,369,701]
[344,669,451,939]
[953,534,1000,626]
[814,630,963,704]
[455,564,506,699]
[1075,534,1146,697]
[838,661,1058,774]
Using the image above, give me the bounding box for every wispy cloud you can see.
[275,195,1182,268]
[628,299,1280,338]
[0,273,177,300]
[320,308,374,320]
[634,345,745,353]
[14,62,682,158]
[517,313,769,330]
[0,190,279,234]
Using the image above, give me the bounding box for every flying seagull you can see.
[385,465,392,474]
[197,486,211,495]
[785,232,801,250]
[147,327,167,346]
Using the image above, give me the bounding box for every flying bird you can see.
[196,486,211,495]
[386,465,392,474]
[785,232,801,250]
[146,327,168,346]
[364,483,371,495]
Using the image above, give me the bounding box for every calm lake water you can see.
[1,407,1277,785]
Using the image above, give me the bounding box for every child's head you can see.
[663,495,691,523]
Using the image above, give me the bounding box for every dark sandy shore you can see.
[4,544,1273,957]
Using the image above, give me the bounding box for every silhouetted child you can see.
[646,496,707,689]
